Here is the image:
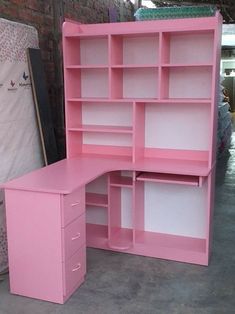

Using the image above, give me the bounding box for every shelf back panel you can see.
[144,180,208,238]
[145,102,211,151]
[123,35,159,65]
[168,67,212,99]
[80,37,108,65]
[169,31,214,64]
[81,69,109,98]
[123,68,158,99]
[82,102,132,127]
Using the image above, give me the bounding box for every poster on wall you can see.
[0,19,43,272]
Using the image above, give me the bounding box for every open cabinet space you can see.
[111,34,159,66]
[162,31,214,65]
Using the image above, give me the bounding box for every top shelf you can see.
[64,30,215,67]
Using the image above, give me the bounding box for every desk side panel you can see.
[5,189,64,304]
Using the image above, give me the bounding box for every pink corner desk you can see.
[4,14,222,304]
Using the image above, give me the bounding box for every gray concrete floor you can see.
[0,130,235,314]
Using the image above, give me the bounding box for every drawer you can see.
[62,214,85,261]
[63,246,86,296]
[62,187,85,227]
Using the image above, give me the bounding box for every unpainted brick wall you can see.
[0,0,134,158]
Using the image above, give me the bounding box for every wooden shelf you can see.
[68,125,133,134]
[111,64,159,68]
[66,65,108,69]
[136,172,199,186]
[67,98,134,103]
[157,98,211,104]
[86,192,108,208]
[161,63,213,68]
[110,176,133,188]
[65,34,108,39]
[67,98,211,104]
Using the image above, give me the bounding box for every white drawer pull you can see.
[71,201,80,207]
[72,263,81,272]
[72,233,81,241]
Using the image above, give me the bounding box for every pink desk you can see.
[4,155,213,303]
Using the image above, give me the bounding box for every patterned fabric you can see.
[0,19,38,62]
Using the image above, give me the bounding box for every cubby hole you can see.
[111,34,159,66]
[161,66,212,99]
[81,68,109,98]
[111,68,159,99]
[64,36,108,66]
[162,31,214,65]
[66,101,82,129]
[133,101,210,168]
[81,101,133,130]
[86,175,109,247]
[108,171,134,250]
[82,132,133,159]
[65,69,81,99]
[63,37,80,66]
[80,36,108,66]
[145,102,211,151]
[66,101,133,131]
[109,170,133,187]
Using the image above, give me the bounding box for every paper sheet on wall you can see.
[0,18,43,272]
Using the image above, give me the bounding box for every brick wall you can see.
[0,0,134,158]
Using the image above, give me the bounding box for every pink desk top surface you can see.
[3,155,210,194]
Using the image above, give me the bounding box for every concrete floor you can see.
[0,132,235,314]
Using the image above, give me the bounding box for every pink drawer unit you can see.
[63,246,86,296]
[61,187,85,227]
[62,214,86,261]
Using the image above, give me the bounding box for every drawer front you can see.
[63,246,86,296]
[62,187,85,227]
[62,214,85,261]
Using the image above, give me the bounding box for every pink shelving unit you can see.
[4,14,222,304]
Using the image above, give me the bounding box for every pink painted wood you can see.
[5,190,64,303]
[136,172,199,186]
[62,214,86,261]
[3,14,222,304]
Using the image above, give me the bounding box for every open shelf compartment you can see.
[160,66,212,99]
[111,33,159,66]
[81,68,109,98]
[66,100,134,160]
[108,171,134,250]
[64,35,108,66]
[86,192,108,208]
[109,171,133,188]
[161,30,214,65]
[111,67,159,99]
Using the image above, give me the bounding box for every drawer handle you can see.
[71,233,81,241]
[71,201,80,207]
[72,263,81,272]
